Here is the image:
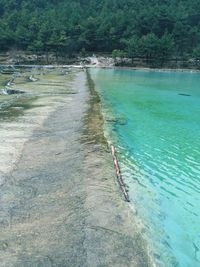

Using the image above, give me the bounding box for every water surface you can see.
[90,68,200,267]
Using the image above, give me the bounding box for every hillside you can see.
[0,0,200,60]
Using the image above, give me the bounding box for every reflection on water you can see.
[91,68,200,267]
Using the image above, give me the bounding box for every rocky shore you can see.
[1,51,200,70]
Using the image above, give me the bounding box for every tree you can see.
[112,49,126,64]
[193,46,200,60]
[139,33,160,59]
[159,32,175,60]
[0,0,200,62]
[27,40,43,52]
[123,36,140,62]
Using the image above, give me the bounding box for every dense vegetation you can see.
[1,0,200,60]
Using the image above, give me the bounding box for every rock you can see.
[179,93,191,96]
[0,242,8,250]
[0,89,25,95]
[29,75,38,82]
[1,65,16,75]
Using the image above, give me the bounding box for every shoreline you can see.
[86,69,156,266]
[1,62,200,73]
[86,65,200,73]
[0,69,154,266]
[85,69,130,202]
[1,52,200,73]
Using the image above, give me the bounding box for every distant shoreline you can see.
[1,63,200,75]
[1,51,200,72]
[87,65,200,73]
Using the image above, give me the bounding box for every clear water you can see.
[90,68,200,267]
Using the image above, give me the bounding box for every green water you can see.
[90,68,200,267]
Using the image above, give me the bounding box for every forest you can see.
[0,0,200,61]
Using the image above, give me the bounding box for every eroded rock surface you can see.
[0,70,152,267]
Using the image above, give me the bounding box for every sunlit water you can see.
[90,68,200,267]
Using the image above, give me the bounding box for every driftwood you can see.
[111,145,130,202]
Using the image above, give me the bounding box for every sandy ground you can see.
[0,70,153,267]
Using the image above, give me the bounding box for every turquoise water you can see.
[90,69,200,267]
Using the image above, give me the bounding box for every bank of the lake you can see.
[1,51,200,71]
[0,67,153,267]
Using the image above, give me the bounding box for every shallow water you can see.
[90,68,200,267]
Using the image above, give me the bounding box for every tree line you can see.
[1,0,200,61]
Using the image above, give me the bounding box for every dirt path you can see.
[0,71,152,267]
